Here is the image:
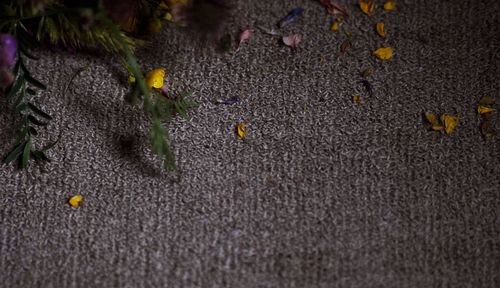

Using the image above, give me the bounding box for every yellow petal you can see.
[330,21,340,32]
[69,195,83,208]
[441,114,459,135]
[352,95,361,103]
[384,0,396,11]
[431,125,444,131]
[360,0,375,15]
[478,106,496,114]
[376,22,386,38]
[237,123,246,139]
[373,47,393,60]
[145,68,165,89]
[425,112,439,125]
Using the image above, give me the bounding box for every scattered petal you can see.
[352,95,361,103]
[236,122,246,139]
[478,106,496,114]
[282,34,301,48]
[330,21,340,32]
[238,28,252,47]
[69,195,83,208]
[425,112,439,126]
[376,22,386,38]
[279,7,303,28]
[145,68,165,89]
[319,0,349,17]
[359,0,375,15]
[373,47,393,60]
[383,0,396,11]
[441,114,459,135]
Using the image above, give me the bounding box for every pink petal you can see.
[282,34,301,47]
[239,28,252,46]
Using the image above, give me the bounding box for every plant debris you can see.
[384,0,396,11]
[425,112,459,134]
[69,195,83,208]
[278,7,303,28]
[359,0,375,15]
[477,96,496,138]
[373,47,393,60]
[283,34,301,48]
[376,22,386,38]
[236,122,246,139]
[319,0,349,17]
[340,40,352,54]
[238,28,252,48]
[353,95,361,103]
[361,68,374,78]
[330,16,344,32]
[216,96,240,105]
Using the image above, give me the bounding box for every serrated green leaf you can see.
[21,139,31,168]
[25,75,46,90]
[4,141,25,165]
[28,115,48,126]
[28,103,53,120]
[19,58,31,78]
[6,76,23,99]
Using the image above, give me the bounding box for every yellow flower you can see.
[360,0,375,15]
[478,106,495,114]
[384,0,396,11]
[237,123,246,139]
[376,22,386,38]
[145,68,166,89]
[69,195,83,208]
[373,47,393,60]
[441,114,459,135]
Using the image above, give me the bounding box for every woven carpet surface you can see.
[1,0,499,287]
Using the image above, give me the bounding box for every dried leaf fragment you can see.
[236,123,246,139]
[361,68,373,78]
[373,47,393,60]
[478,96,495,106]
[319,0,349,17]
[384,0,396,11]
[340,40,352,53]
[441,114,459,135]
[478,106,496,114]
[69,195,83,208]
[376,22,386,38]
[359,0,375,15]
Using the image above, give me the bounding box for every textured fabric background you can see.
[1,0,499,287]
